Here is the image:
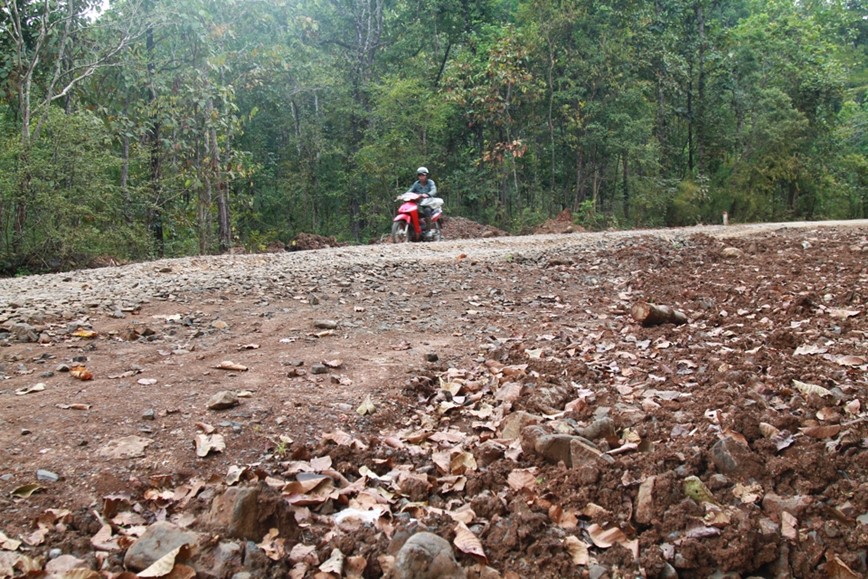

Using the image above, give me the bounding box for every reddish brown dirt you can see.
[532,209,586,235]
[0,222,866,578]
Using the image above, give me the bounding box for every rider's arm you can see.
[428,180,437,196]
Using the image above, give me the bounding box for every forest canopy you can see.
[0,0,865,272]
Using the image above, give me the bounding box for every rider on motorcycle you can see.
[406,167,437,236]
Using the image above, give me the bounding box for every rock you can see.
[310,364,328,375]
[314,320,338,329]
[207,391,239,411]
[194,541,243,579]
[534,434,575,466]
[465,564,501,579]
[10,323,38,343]
[96,435,152,459]
[635,476,655,524]
[36,469,59,482]
[123,521,200,572]
[761,493,813,523]
[425,352,439,362]
[142,409,156,421]
[473,440,505,468]
[722,247,743,259]
[576,417,616,442]
[392,532,465,579]
[521,426,613,468]
[710,436,765,478]
[211,320,229,330]
[570,437,615,466]
[207,484,299,542]
[45,554,88,574]
[500,411,542,441]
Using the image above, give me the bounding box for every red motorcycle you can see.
[391,192,444,243]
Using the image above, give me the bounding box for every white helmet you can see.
[416,166,429,176]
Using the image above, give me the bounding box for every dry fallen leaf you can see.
[825,553,862,579]
[0,530,22,551]
[792,379,832,398]
[258,528,287,561]
[586,523,628,548]
[454,522,487,562]
[836,355,866,367]
[800,425,842,439]
[357,395,375,416]
[15,383,45,396]
[10,484,43,499]
[195,422,216,434]
[781,512,798,540]
[70,366,94,381]
[215,361,248,372]
[194,434,226,457]
[138,544,191,577]
[507,469,537,492]
[71,329,97,339]
[564,536,590,566]
[319,548,344,574]
[56,403,91,410]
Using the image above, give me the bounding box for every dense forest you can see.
[0,0,865,272]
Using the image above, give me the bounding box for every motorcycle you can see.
[391,192,444,243]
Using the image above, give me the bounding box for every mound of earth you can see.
[444,216,508,239]
[0,221,866,578]
[289,232,346,251]
[534,209,586,235]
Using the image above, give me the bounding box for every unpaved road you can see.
[0,220,866,579]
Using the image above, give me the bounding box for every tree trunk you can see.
[622,153,629,221]
[695,0,706,172]
[146,23,164,256]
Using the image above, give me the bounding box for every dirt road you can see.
[1,220,866,578]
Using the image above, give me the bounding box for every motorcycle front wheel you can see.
[429,221,443,241]
[391,221,411,243]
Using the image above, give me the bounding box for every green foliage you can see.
[0,0,864,273]
[0,109,149,272]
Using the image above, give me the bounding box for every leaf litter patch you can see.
[0,226,865,577]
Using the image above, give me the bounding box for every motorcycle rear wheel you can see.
[391,221,411,243]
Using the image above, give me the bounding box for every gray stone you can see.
[36,469,59,482]
[314,320,338,329]
[123,521,200,572]
[10,323,38,343]
[722,247,743,259]
[207,485,298,542]
[393,532,465,579]
[310,364,328,375]
[142,409,156,421]
[710,436,764,478]
[207,391,239,411]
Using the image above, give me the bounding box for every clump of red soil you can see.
[443,216,508,239]
[533,209,586,234]
[289,233,346,251]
